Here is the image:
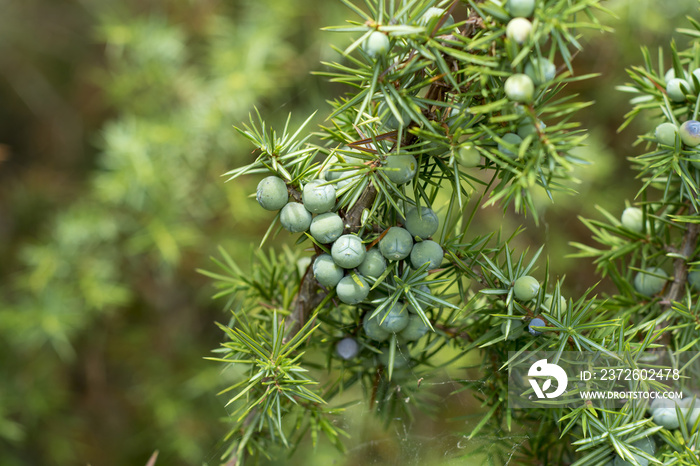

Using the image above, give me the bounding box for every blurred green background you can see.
[0,0,698,464]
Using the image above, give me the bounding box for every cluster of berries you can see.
[655,117,700,168]
[316,206,442,305]
[602,397,698,464]
[620,65,700,301]
[255,175,340,235]
[257,177,442,300]
[499,0,555,161]
[499,274,567,339]
[363,2,553,166]
[322,151,417,191]
[616,207,670,296]
[502,0,555,106]
[653,65,700,167]
[619,206,698,297]
[256,148,419,238]
[255,169,443,365]
[602,398,699,464]
[619,206,700,297]
[335,286,434,369]
[662,67,700,103]
[326,207,443,367]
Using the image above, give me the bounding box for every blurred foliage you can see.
[1,0,700,465]
[0,0,344,464]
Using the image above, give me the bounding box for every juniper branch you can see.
[283,12,491,341]
[658,206,699,344]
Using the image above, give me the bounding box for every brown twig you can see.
[658,206,699,344]
[369,366,383,407]
[434,322,472,341]
[283,180,379,342]
[664,214,699,309]
[145,451,159,466]
[343,182,379,234]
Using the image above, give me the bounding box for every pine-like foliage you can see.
[567,17,700,466]
[202,1,652,464]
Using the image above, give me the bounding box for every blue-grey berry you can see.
[446,107,462,128]
[506,18,532,44]
[621,207,643,232]
[543,295,566,312]
[363,31,390,58]
[331,234,366,269]
[399,315,429,341]
[321,155,341,181]
[363,317,390,343]
[384,154,417,184]
[506,0,535,17]
[256,176,288,211]
[379,227,414,261]
[456,145,481,167]
[310,213,344,244]
[650,398,684,429]
[667,78,690,102]
[528,317,546,336]
[665,68,688,84]
[410,240,443,270]
[680,120,700,146]
[655,122,678,146]
[313,254,344,288]
[280,202,312,233]
[357,248,387,277]
[336,274,369,304]
[335,337,359,360]
[634,267,668,296]
[340,154,363,165]
[505,74,535,103]
[362,313,390,342]
[525,58,556,85]
[420,7,444,24]
[498,133,523,158]
[378,302,409,333]
[382,106,411,131]
[302,180,336,214]
[513,275,539,301]
[405,206,439,239]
